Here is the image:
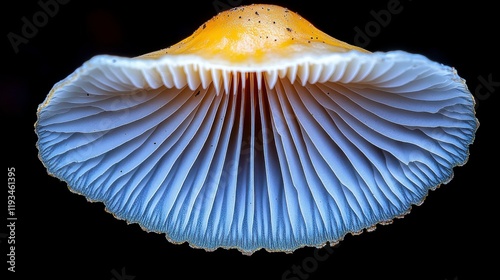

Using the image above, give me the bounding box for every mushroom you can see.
[35,4,478,254]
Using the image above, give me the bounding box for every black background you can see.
[2,0,498,279]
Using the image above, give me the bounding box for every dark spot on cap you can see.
[286,27,292,32]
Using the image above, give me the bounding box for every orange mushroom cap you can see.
[142,4,367,64]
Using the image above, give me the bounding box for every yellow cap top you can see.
[141,4,368,64]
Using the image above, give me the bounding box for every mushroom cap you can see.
[140,4,368,66]
[35,4,478,254]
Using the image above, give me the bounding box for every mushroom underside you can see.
[36,51,477,253]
